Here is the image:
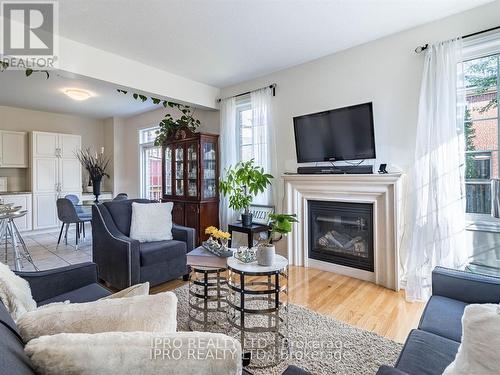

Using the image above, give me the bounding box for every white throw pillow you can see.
[129,202,173,242]
[99,282,149,300]
[17,292,177,342]
[443,303,500,375]
[0,262,36,321]
[25,331,242,375]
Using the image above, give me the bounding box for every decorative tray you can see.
[202,241,233,258]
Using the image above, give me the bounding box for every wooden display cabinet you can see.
[161,127,219,245]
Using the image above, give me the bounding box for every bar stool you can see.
[0,207,37,271]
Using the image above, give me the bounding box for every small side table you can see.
[186,247,232,332]
[228,222,269,248]
[227,255,289,368]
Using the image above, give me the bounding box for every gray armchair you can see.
[92,199,194,290]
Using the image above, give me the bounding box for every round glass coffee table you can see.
[226,254,289,368]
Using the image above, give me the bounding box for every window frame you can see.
[236,95,252,162]
[139,126,162,200]
[463,37,500,226]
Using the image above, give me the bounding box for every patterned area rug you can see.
[172,285,402,375]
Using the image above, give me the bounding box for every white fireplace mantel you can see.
[283,173,402,291]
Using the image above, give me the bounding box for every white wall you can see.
[0,105,105,191]
[113,106,219,198]
[59,37,220,109]
[219,0,500,212]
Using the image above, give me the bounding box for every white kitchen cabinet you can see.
[32,132,58,158]
[33,158,59,193]
[60,158,81,192]
[60,134,81,159]
[31,132,82,229]
[33,193,58,229]
[0,130,28,168]
[0,193,32,231]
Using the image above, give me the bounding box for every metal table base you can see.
[188,267,231,332]
[0,210,37,271]
[227,265,289,369]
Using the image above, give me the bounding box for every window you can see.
[139,127,162,201]
[236,95,267,166]
[464,54,499,214]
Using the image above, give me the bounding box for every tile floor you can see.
[4,223,93,272]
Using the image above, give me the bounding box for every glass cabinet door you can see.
[174,145,184,196]
[164,146,173,195]
[202,141,217,199]
[187,143,198,197]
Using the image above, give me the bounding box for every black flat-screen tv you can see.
[293,102,376,163]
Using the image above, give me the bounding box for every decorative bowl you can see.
[234,247,257,263]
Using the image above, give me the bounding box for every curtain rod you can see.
[217,83,276,103]
[414,25,500,53]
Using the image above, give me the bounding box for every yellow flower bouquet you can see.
[203,226,232,257]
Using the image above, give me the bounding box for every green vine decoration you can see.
[116,89,201,145]
[0,61,49,78]
[0,61,201,145]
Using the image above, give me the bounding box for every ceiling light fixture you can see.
[63,88,93,101]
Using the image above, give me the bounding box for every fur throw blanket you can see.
[26,331,242,375]
[18,292,178,342]
[0,262,36,321]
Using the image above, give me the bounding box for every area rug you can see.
[172,285,402,375]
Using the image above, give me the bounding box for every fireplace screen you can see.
[308,201,374,272]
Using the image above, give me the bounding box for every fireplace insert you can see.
[308,200,374,272]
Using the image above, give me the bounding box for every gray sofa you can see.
[0,262,111,375]
[0,262,310,375]
[377,266,500,375]
[92,199,195,290]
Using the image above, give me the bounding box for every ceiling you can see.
[0,70,157,118]
[58,0,493,87]
[0,0,493,118]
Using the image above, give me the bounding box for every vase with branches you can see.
[76,148,110,203]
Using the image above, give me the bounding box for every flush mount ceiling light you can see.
[63,88,93,101]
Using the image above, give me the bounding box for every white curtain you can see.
[402,38,467,302]
[219,97,237,230]
[250,87,277,207]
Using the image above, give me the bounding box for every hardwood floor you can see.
[151,266,425,343]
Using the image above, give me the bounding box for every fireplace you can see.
[308,201,374,272]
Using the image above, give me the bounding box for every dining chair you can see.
[56,198,92,249]
[113,193,128,201]
[65,194,92,239]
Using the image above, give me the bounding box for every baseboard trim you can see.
[307,258,375,283]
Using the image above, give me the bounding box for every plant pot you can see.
[257,244,275,266]
[92,177,102,203]
[241,212,253,227]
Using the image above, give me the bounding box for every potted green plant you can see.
[257,213,298,266]
[219,159,273,227]
[153,103,201,146]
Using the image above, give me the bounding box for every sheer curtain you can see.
[250,87,277,207]
[402,38,467,301]
[219,97,237,230]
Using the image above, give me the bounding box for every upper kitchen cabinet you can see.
[0,130,28,168]
[32,131,59,158]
